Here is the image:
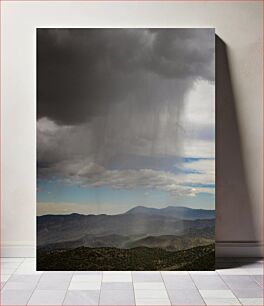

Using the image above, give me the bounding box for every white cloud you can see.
[40,156,214,197]
[181,80,215,159]
[184,80,215,127]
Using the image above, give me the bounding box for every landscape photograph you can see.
[37,28,215,270]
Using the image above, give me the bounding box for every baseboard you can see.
[1,241,263,258]
[1,242,36,258]
[216,241,263,258]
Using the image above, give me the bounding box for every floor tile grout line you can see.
[133,271,170,305]
[14,258,40,276]
[61,271,74,306]
[97,271,104,306]
[131,271,137,306]
[159,271,172,306]
[0,257,26,293]
[1,281,6,291]
[217,273,245,305]
[5,258,25,275]
[25,268,46,305]
[1,259,26,286]
[188,272,207,306]
[249,274,263,289]
[0,275,10,291]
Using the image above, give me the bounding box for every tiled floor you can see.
[0,258,263,305]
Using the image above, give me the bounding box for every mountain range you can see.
[126,206,215,220]
[37,206,215,251]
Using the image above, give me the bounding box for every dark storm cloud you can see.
[37,28,214,125]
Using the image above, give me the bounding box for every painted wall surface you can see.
[1,1,263,256]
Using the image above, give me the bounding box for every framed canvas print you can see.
[37,28,215,271]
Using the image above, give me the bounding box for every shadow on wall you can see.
[215,36,258,257]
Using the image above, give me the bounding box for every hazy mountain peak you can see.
[126,206,157,213]
[125,205,215,220]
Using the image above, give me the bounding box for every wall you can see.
[1,1,263,257]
